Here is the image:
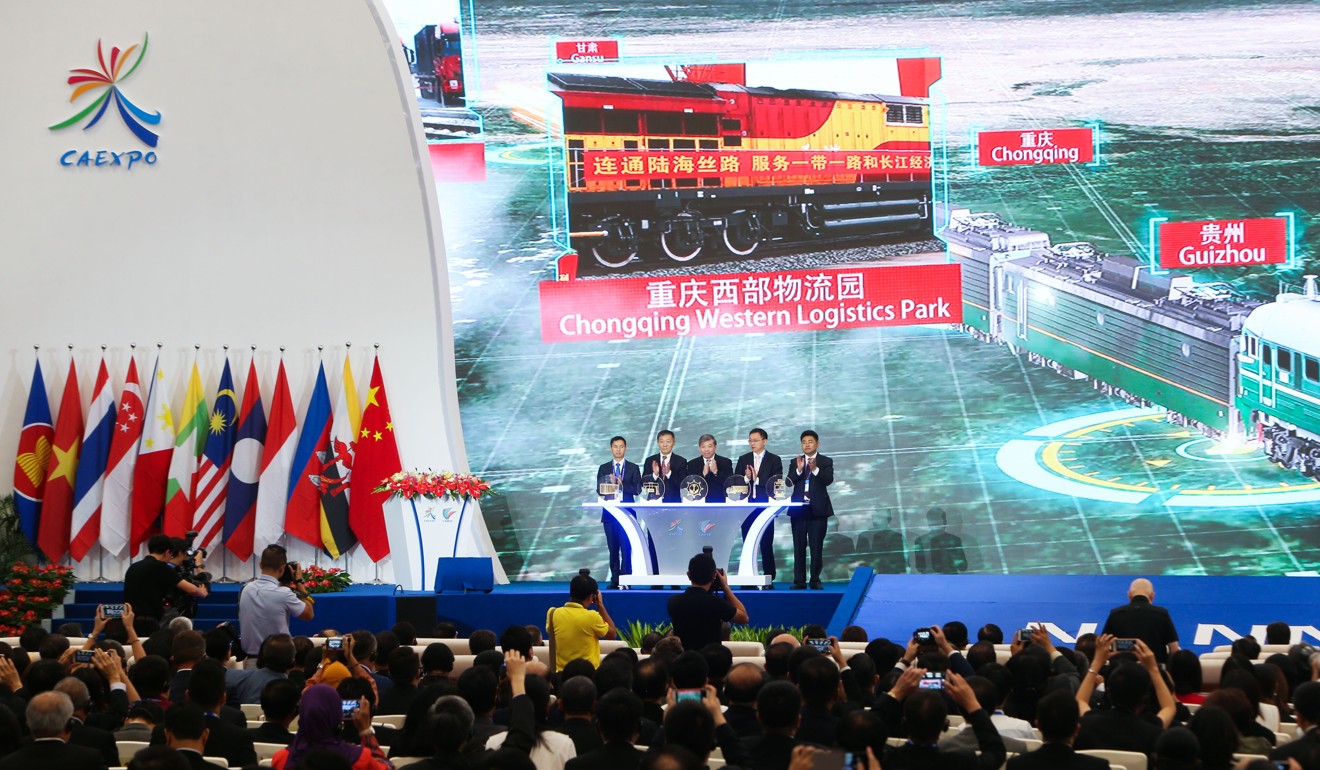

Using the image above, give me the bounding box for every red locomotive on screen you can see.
[550,65,933,269]
[414,23,465,105]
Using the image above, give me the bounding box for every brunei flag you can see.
[12,361,54,549]
[317,355,359,559]
[69,357,116,561]
[286,362,331,548]
[39,361,83,561]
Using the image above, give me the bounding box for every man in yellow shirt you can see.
[547,573,617,671]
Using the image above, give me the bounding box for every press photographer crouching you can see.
[238,545,316,664]
[123,533,210,623]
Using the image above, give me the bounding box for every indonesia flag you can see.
[100,356,144,557]
[224,359,267,560]
[286,362,331,548]
[12,360,53,550]
[131,354,175,552]
[39,361,82,561]
[193,359,238,549]
[163,362,208,537]
[254,359,297,553]
[70,357,116,561]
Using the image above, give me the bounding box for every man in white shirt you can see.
[237,545,314,660]
[735,428,784,584]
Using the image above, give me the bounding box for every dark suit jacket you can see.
[597,459,642,519]
[168,668,192,704]
[882,708,1004,770]
[377,682,420,715]
[785,453,833,518]
[641,453,688,503]
[554,716,604,756]
[734,451,784,503]
[565,741,645,770]
[1272,728,1320,769]
[1074,707,1163,756]
[724,703,762,739]
[248,721,295,745]
[684,455,733,502]
[745,733,797,770]
[0,739,108,770]
[795,704,837,747]
[70,721,119,767]
[150,713,257,767]
[179,750,228,770]
[1007,743,1110,770]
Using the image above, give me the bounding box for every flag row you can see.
[11,350,404,564]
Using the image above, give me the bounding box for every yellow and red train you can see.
[549,70,933,269]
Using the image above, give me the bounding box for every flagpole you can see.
[215,345,237,585]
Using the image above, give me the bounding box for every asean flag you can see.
[12,360,53,549]
[286,362,331,548]
[70,357,116,562]
[349,356,402,561]
[39,361,82,562]
[224,359,267,561]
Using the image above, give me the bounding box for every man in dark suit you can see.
[641,429,687,503]
[376,647,421,715]
[552,675,603,755]
[248,679,298,745]
[164,703,228,770]
[735,427,784,583]
[913,507,968,575]
[1272,681,1320,769]
[744,681,799,770]
[0,691,108,770]
[880,669,1005,770]
[684,434,733,503]
[149,659,258,767]
[565,689,645,770]
[1008,690,1107,770]
[785,430,834,589]
[53,676,118,767]
[597,435,642,589]
[722,663,765,740]
[1100,578,1180,664]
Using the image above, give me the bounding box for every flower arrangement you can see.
[301,565,352,595]
[0,562,76,636]
[375,470,494,502]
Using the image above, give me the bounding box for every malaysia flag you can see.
[193,359,237,549]
[12,360,53,549]
[100,356,144,557]
[224,358,267,561]
[70,357,117,561]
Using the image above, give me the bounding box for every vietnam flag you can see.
[69,357,117,561]
[12,360,53,549]
[286,362,331,548]
[349,356,402,561]
[224,358,266,560]
[39,361,82,561]
[163,362,208,537]
[101,356,145,557]
[131,353,175,552]
[254,360,297,552]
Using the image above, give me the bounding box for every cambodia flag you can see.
[12,361,53,548]
[224,359,267,560]
[39,361,83,562]
[70,358,116,561]
[193,360,237,549]
[286,362,331,548]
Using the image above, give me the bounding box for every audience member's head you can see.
[1152,726,1201,770]
[797,656,840,708]
[902,690,948,744]
[1265,621,1291,646]
[670,651,709,690]
[942,621,969,650]
[185,658,228,710]
[1074,633,1097,663]
[1294,681,1320,727]
[840,625,868,643]
[171,630,205,667]
[26,690,74,739]
[53,676,90,716]
[1231,636,1261,661]
[20,626,49,654]
[433,622,457,638]
[786,645,821,682]
[261,679,301,724]
[802,624,828,641]
[966,641,997,671]
[562,658,596,684]
[129,654,172,699]
[1035,689,1080,743]
[388,647,421,686]
[724,662,766,705]
[468,629,497,655]
[595,658,632,697]
[847,654,877,697]
[1167,649,1202,695]
[835,709,888,759]
[391,621,418,646]
[977,624,1004,644]
[756,680,801,734]
[23,659,68,696]
[640,746,702,770]
[570,574,599,603]
[700,642,733,683]
[640,632,663,654]
[652,636,685,661]
[863,639,901,674]
[56,622,83,638]
[634,658,669,702]
[499,625,533,660]
[524,625,543,647]
[429,695,474,753]
[764,642,794,680]
[126,746,191,770]
[257,634,297,673]
[38,634,70,661]
[1203,687,1256,737]
[596,689,642,744]
[457,665,498,717]
[1102,662,1151,711]
[559,675,596,717]
[1220,669,1263,714]
[1187,704,1238,770]
[164,702,208,749]
[662,701,715,762]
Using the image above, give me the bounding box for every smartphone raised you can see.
[102,604,124,618]
[675,688,704,703]
[918,671,945,690]
[341,699,358,721]
[1016,628,1033,643]
[809,749,859,770]
[75,650,95,664]
[805,637,832,654]
[1111,638,1138,653]
[326,637,343,650]
[913,628,933,643]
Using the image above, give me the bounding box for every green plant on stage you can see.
[618,618,808,648]
[0,496,36,567]
[619,619,671,648]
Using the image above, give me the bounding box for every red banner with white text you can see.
[539,264,962,343]
[582,149,932,181]
[1158,217,1288,269]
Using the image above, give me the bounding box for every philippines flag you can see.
[12,361,53,549]
[100,356,145,557]
[254,359,297,553]
[39,361,82,561]
[131,354,175,552]
[192,359,237,549]
[224,359,267,561]
[286,362,331,548]
[70,357,117,561]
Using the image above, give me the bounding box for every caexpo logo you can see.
[50,33,161,169]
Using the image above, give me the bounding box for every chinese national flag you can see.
[348,356,402,561]
[39,362,83,561]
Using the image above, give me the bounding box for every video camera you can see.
[280,560,301,586]
[165,530,212,618]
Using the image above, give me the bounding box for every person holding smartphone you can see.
[667,553,749,654]
[546,572,616,671]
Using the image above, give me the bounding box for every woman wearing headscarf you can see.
[272,684,392,770]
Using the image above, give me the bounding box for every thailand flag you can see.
[12,361,53,549]
[254,360,297,553]
[286,362,331,548]
[224,359,267,561]
[70,357,116,561]
[100,356,144,557]
[193,359,237,549]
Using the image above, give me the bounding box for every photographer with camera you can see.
[124,534,209,622]
[165,532,213,619]
[238,545,315,662]
[667,552,749,653]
